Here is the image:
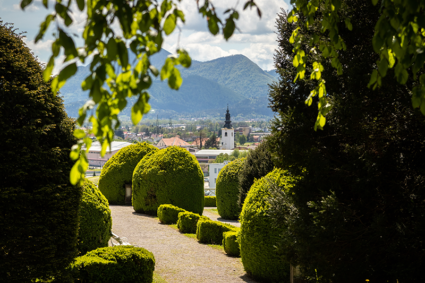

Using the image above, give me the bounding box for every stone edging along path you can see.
[109,205,257,283]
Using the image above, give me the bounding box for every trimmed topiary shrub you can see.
[132,146,204,215]
[204,196,216,207]
[223,230,240,257]
[216,158,246,219]
[98,142,158,205]
[0,23,82,282]
[78,179,112,255]
[157,204,186,224]
[196,219,237,244]
[177,212,209,234]
[239,168,291,282]
[68,246,155,283]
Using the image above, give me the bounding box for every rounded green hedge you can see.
[98,142,158,205]
[239,168,291,282]
[77,179,112,255]
[69,246,155,283]
[132,146,204,215]
[216,158,246,220]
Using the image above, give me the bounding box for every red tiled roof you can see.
[159,137,190,147]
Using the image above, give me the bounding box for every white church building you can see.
[220,106,234,150]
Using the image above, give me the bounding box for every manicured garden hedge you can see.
[204,196,216,207]
[177,211,209,234]
[157,204,186,224]
[132,146,204,215]
[69,246,155,283]
[239,168,290,282]
[196,219,237,244]
[98,142,158,205]
[77,179,112,255]
[223,230,240,257]
[216,158,246,219]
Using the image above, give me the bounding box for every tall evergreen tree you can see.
[268,3,425,281]
[0,21,81,282]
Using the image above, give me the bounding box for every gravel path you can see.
[110,205,256,283]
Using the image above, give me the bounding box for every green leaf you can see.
[412,87,422,108]
[117,41,128,69]
[178,50,192,68]
[208,15,219,35]
[106,38,117,61]
[20,0,33,10]
[76,0,85,11]
[345,18,352,31]
[164,13,177,35]
[42,0,48,8]
[368,69,378,88]
[161,58,174,80]
[168,67,182,90]
[372,0,379,5]
[70,145,79,160]
[35,14,54,43]
[74,129,86,139]
[378,59,388,77]
[82,75,93,91]
[223,16,235,40]
[43,56,54,82]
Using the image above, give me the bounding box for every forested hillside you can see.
[60,49,276,118]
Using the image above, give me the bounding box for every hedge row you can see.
[177,211,209,234]
[196,219,237,245]
[204,196,216,207]
[68,246,155,283]
[157,204,186,224]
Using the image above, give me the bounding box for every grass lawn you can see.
[153,272,167,283]
[87,176,100,185]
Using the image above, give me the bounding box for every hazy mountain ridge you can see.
[60,49,276,118]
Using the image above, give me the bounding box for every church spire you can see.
[223,106,232,129]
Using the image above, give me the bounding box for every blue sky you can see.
[0,0,290,72]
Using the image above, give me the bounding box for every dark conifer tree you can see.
[268,2,425,281]
[0,21,81,282]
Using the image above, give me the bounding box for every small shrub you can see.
[204,196,216,207]
[223,230,240,257]
[196,219,237,244]
[132,146,204,215]
[98,142,158,205]
[68,246,155,283]
[78,179,112,255]
[216,158,246,219]
[177,212,209,234]
[157,204,186,224]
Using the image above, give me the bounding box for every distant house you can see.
[192,137,220,148]
[157,137,190,149]
[209,161,229,188]
[86,141,132,168]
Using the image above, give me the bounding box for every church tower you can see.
[220,106,234,150]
